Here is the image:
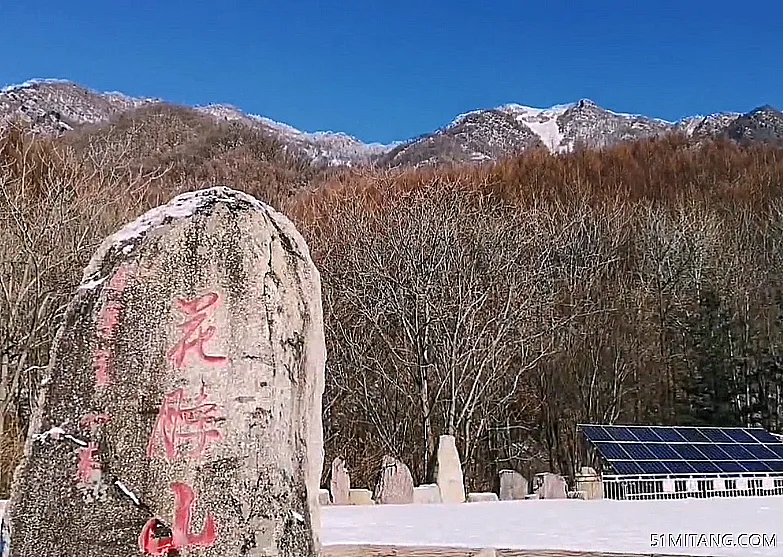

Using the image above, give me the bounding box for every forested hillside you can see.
[2,117,783,495]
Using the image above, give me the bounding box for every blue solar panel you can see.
[666,461,697,474]
[697,444,731,460]
[653,428,687,442]
[739,461,772,472]
[679,428,711,443]
[581,424,783,477]
[691,461,721,474]
[613,461,644,475]
[647,444,681,460]
[637,461,672,475]
[594,442,631,460]
[714,461,745,473]
[702,429,733,443]
[747,429,780,444]
[724,429,756,443]
[607,427,638,442]
[743,445,778,459]
[623,443,658,460]
[766,460,783,472]
[629,427,664,442]
[720,444,755,459]
[673,444,708,460]
[769,445,783,458]
[582,425,613,441]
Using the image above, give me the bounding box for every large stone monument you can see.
[435,435,465,503]
[373,456,414,504]
[5,187,326,557]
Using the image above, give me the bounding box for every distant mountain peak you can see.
[726,104,783,145]
[576,98,599,109]
[750,104,781,115]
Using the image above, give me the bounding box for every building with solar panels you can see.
[578,424,783,500]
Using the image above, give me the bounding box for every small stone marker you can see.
[535,472,568,499]
[413,484,441,504]
[467,492,499,502]
[373,456,415,504]
[498,469,528,500]
[5,187,326,557]
[318,489,331,506]
[435,435,466,503]
[348,488,374,505]
[329,457,351,505]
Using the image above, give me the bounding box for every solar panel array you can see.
[581,425,783,476]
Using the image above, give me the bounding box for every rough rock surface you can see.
[435,435,466,503]
[373,456,415,505]
[6,186,326,557]
[498,470,528,501]
[330,457,351,505]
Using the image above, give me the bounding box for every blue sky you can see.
[1,1,781,144]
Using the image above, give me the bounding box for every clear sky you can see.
[1,1,781,144]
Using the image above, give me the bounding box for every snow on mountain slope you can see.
[499,102,574,152]
[685,112,742,139]
[380,98,680,167]
[0,78,158,133]
[195,103,396,166]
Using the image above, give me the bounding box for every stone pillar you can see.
[5,187,326,557]
[329,457,350,505]
[435,435,465,503]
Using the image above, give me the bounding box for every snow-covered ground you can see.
[321,497,782,556]
[1,496,780,555]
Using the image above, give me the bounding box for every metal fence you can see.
[602,474,783,500]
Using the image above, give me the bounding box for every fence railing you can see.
[602,476,783,500]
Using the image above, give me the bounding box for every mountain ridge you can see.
[1,78,781,168]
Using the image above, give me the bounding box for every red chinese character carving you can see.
[138,482,217,555]
[107,264,132,293]
[81,413,111,430]
[97,300,123,338]
[146,386,222,462]
[76,442,100,484]
[92,348,111,387]
[168,292,228,368]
